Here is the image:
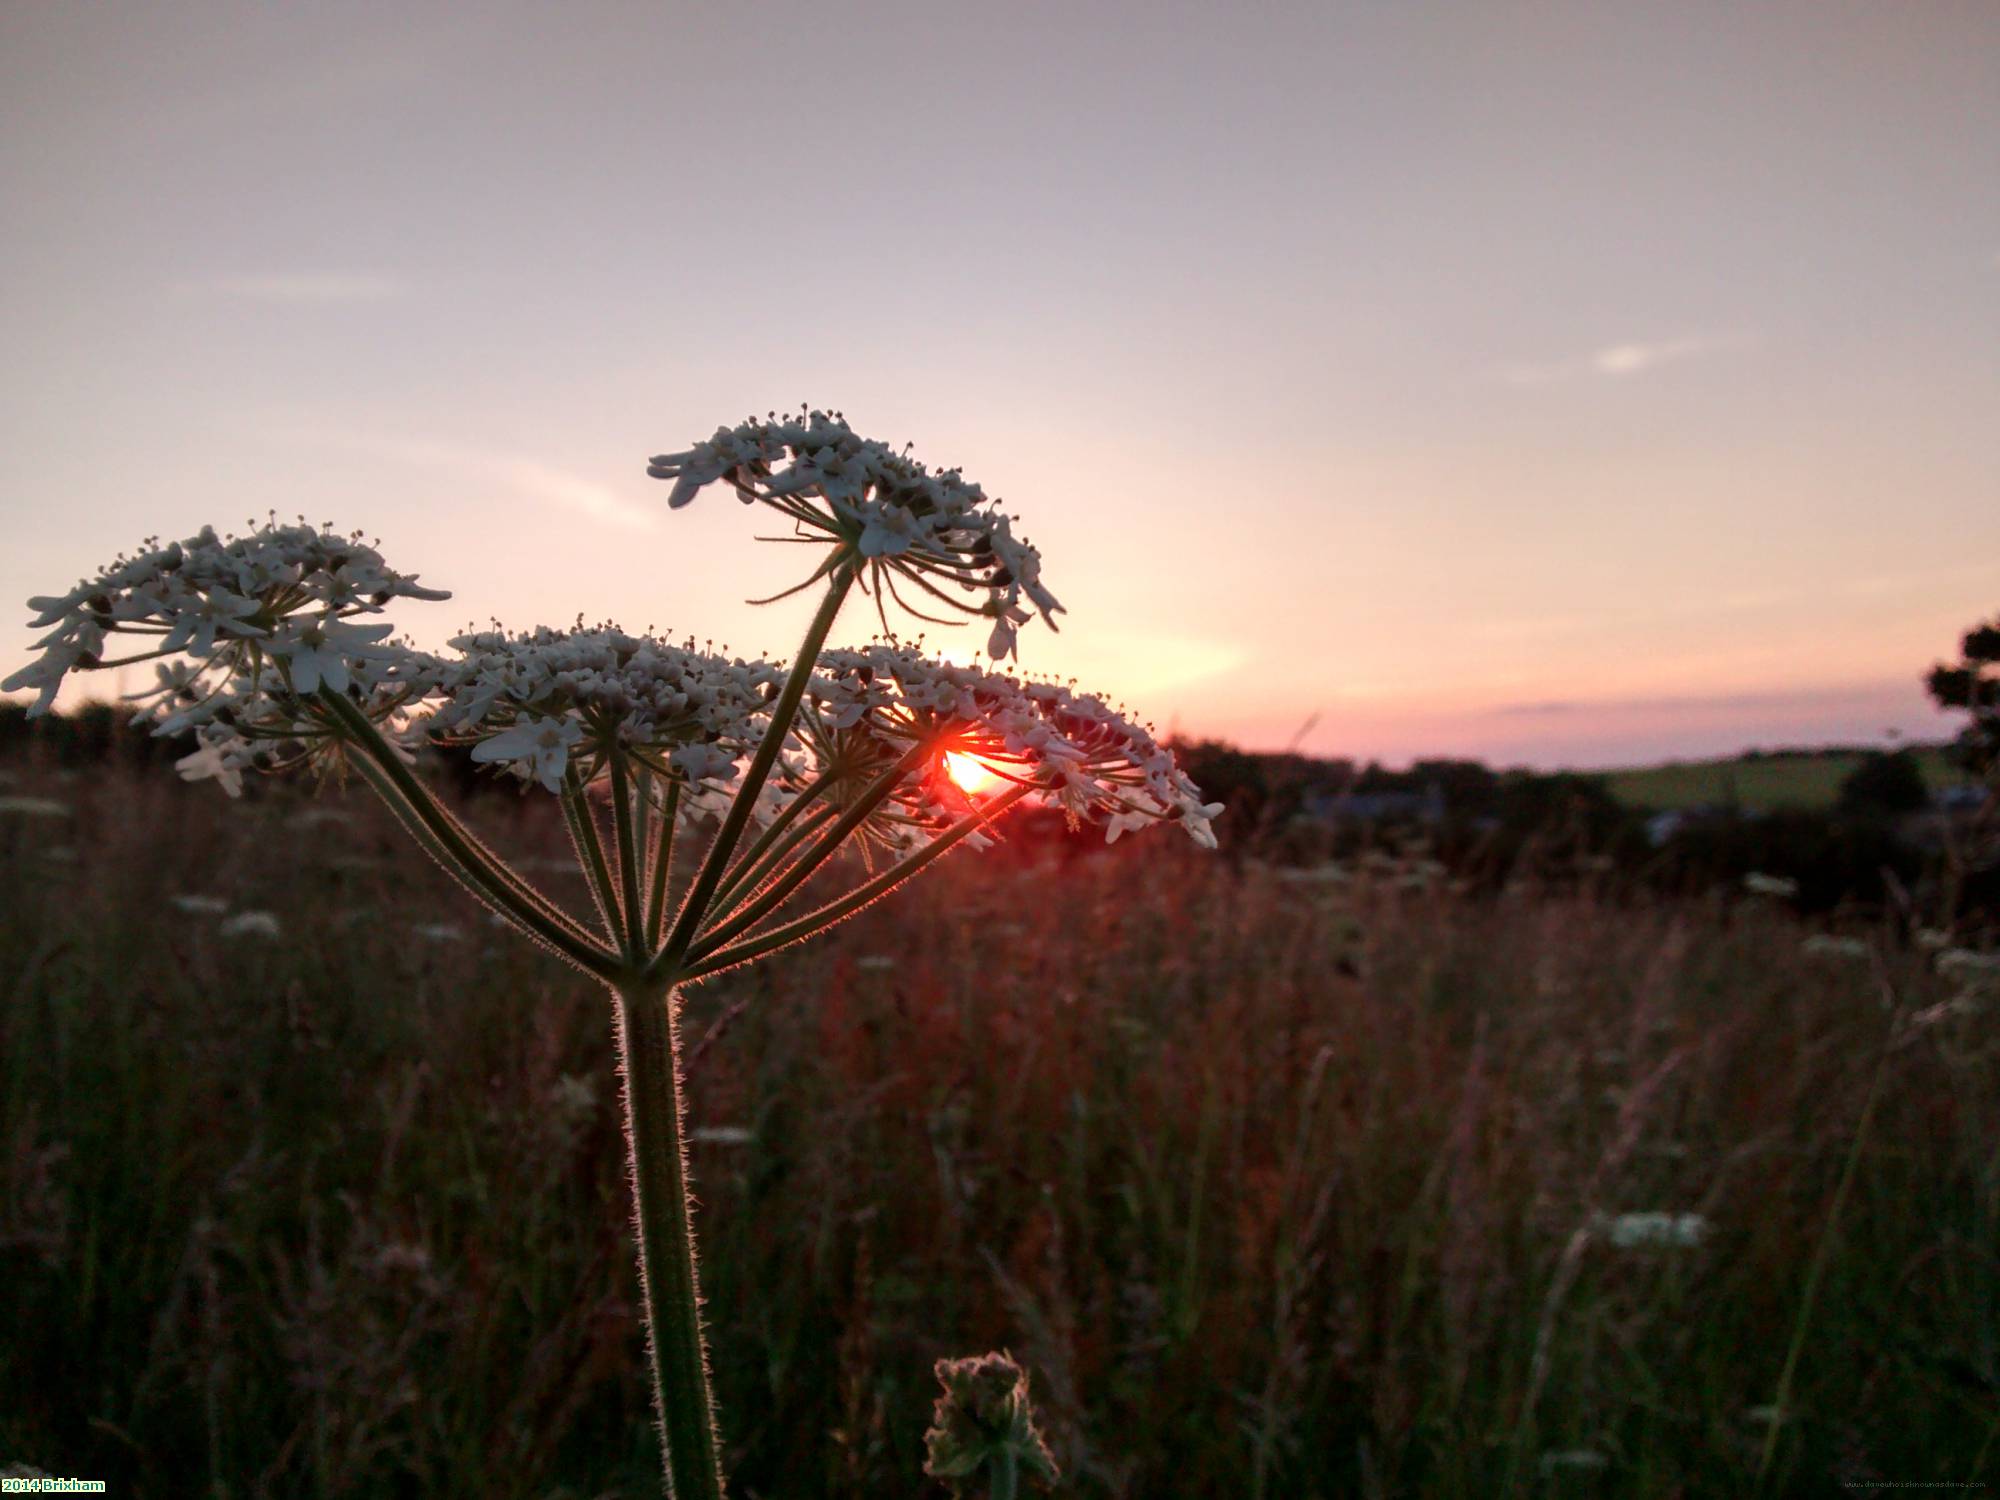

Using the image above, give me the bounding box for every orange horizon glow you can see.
[1,8,1994,774]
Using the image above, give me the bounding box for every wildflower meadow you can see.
[3,753,1996,1494]
[2,416,1996,1495]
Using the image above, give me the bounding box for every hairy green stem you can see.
[318,689,591,935]
[632,761,655,916]
[611,753,648,964]
[659,564,855,970]
[701,803,844,930]
[563,775,628,953]
[342,754,608,975]
[646,780,681,951]
[615,978,725,1500]
[690,743,930,959]
[318,690,614,975]
[682,783,1033,980]
[704,769,835,914]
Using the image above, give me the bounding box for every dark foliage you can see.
[1837,750,1930,817]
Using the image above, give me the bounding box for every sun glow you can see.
[943,750,1003,795]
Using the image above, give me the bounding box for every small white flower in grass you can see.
[689,1125,756,1145]
[551,1072,596,1107]
[1801,934,1870,962]
[169,894,230,915]
[1276,862,1351,885]
[1742,872,1799,899]
[1597,1211,1709,1249]
[538,1074,601,1151]
[218,910,282,940]
[469,713,584,793]
[1907,995,1985,1030]
[1937,949,2000,988]
[0,796,70,818]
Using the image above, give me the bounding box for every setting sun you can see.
[943,750,1002,795]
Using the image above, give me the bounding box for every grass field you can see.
[3,762,1997,1496]
[1600,746,1968,813]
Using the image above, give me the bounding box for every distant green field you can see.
[1602,746,1967,812]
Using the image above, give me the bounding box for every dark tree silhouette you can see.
[1837,749,1928,816]
[1927,613,2000,780]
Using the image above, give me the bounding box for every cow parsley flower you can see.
[468,714,586,793]
[1937,948,2000,989]
[10,412,1219,1500]
[1742,872,1799,899]
[3,519,447,717]
[802,642,1222,848]
[649,410,1062,657]
[0,796,70,818]
[218,910,282,940]
[423,623,783,795]
[175,732,249,798]
[1801,934,1869,963]
[1597,1211,1710,1249]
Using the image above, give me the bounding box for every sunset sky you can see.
[3,3,1995,768]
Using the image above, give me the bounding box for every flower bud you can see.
[922,1351,1059,1495]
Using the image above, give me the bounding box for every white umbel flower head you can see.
[648,410,1062,657]
[801,642,1221,850]
[5,519,448,797]
[425,623,784,794]
[3,518,448,717]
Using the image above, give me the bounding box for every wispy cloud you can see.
[499,457,658,531]
[1504,333,1744,386]
[184,272,409,304]
[1491,680,1923,719]
[260,426,657,530]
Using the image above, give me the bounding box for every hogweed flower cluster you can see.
[6,413,1214,1498]
[650,408,1061,657]
[4,521,447,796]
[427,624,785,794]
